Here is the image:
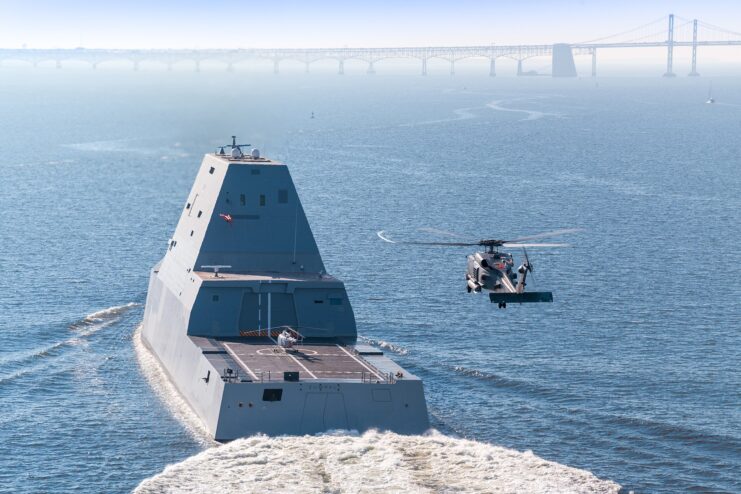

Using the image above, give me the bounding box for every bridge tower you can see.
[591,48,597,78]
[663,14,676,77]
[689,19,700,76]
[552,43,577,77]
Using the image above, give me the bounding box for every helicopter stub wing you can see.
[489,292,553,304]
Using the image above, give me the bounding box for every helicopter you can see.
[377,228,581,308]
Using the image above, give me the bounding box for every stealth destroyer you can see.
[141,139,429,441]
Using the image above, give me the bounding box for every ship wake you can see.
[132,325,216,447]
[135,430,620,493]
[0,302,140,385]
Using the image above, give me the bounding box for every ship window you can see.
[240,194,245,206]
[330,298,343,305]
[186,202,191,209]
[314,300,324,304]
[209,166,215,174]
[259,194,266,206]
[190,230,194,236]
[212,295,219,302]
[262,389,283,402]
[278,189,288,203]
[197,210,203,218]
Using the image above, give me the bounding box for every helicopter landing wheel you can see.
[467,285,471,293]
[497,302,507,309]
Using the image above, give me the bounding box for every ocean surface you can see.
[0,67,739,493]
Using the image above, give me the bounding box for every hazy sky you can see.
[1,0,740,49]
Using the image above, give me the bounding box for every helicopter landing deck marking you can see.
[255,348,320,356]
[287,353,318,379]
[336,344,384,381]
[216,338,383,381]
[222,342,260,381]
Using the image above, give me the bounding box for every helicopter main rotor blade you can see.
[501,242,570,248]
[505,228,583,243]
[417,227,469,239]
[377,231,477,246]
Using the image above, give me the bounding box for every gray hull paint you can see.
[141,152,429,440]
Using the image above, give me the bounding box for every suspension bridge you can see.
[0,15,739,77]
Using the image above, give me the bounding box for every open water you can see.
[0,67,739,493]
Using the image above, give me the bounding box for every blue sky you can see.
[0,1,739,48]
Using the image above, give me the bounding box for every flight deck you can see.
[191,336,393,383]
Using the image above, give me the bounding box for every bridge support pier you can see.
[663,14,676,77]
[338,59,344,75]
[552,44,577,77]
[516,60,523,76]
[449,60,455,76]
[227,62,234,72]
[421,58,427,76]
[367,61,375,74]
[489,58,496,77]
[133,60,139,71]
[305,62,310,73]
[273,60,280,74]
[56,59,61,69]
[689,19,700,76]
[195,60,201,73]
[591,49,597,77]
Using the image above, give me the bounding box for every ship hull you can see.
[141,270,429,441]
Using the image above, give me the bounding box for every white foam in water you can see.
[133,325,215,447]
[135,430,620,493]
[358,335,409,355]
[0,303,141,383]
[400,106,481,127]
[80,302,140,323]
[487,100,560,121]
[69,302,141,336]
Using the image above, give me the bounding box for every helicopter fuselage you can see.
[466,251,517,294]
[465,250,553,307]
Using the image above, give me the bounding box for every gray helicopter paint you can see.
[465,250,553,306]
[141,150,429,441]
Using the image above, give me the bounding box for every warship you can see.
[141,139,429,441]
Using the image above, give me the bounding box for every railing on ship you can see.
[242,369,396,384]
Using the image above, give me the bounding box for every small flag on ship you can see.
[219,213,233,224]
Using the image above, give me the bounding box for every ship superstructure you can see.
[141,141,429,440]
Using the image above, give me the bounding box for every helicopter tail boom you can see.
[489,292,553,304]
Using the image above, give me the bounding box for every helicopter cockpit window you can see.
[480,259,488,268]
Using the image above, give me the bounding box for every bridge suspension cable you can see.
[697,20,741,41]
[577,16,668,44]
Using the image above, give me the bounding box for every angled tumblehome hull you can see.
[141,148,429,440]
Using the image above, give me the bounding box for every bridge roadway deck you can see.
[210,337,385,382]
